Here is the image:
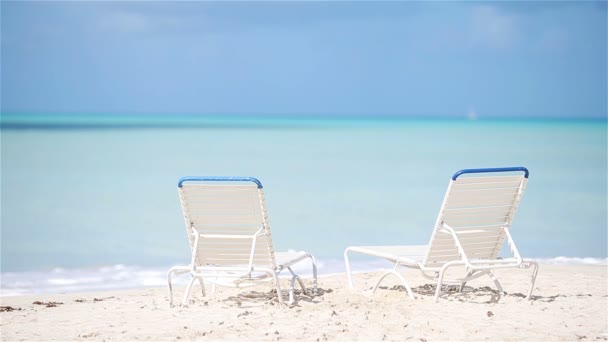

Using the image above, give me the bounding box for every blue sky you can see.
[1,1,606,118]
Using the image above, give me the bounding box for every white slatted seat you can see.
[344,167,539,302]
[168,177,317,306]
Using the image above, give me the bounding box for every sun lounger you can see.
[168,177,318,306]
[344,167,539,302]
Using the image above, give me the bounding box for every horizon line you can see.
[1,112,606,121]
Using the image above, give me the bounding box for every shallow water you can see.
[1,116,606,294]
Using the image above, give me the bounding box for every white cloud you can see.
[469,5,518,49]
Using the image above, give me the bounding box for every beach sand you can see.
[1,264,606,341]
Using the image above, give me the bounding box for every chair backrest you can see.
[423,167,529,268]
[177,177,277,270]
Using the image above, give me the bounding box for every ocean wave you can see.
[531,256,608,265]
[1,257,605,296]
[0,265,171,297]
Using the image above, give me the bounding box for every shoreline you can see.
[1,264,606,341]
[2,257,607,298]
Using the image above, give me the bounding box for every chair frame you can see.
[344,167,539,302]
[168,177,317,306]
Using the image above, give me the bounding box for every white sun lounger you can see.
[344,167,539,302]
[168,177,318,306]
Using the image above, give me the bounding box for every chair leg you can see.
[272,272,284,304]
[182,276,198,306]
[459,270,475,292]
[310,254,318,295]
[434,261,459,303]
[486,271,505,294]
[167,269,176,307]
[167,266,189,307]
[196,277,206,297]
[525,261,539,300]
[296,276,307,294]
[289,274,307,305]
[344,248,355,289]
[434,272,445,302]
[289,275,296,304]
[371,263,415,300]
[287,267,307,305]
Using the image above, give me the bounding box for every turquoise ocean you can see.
[1,114,606,296]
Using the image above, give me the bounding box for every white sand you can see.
[1,264,606,341]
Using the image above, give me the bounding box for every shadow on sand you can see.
[379,284,593,304]
[222,288,332,307]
